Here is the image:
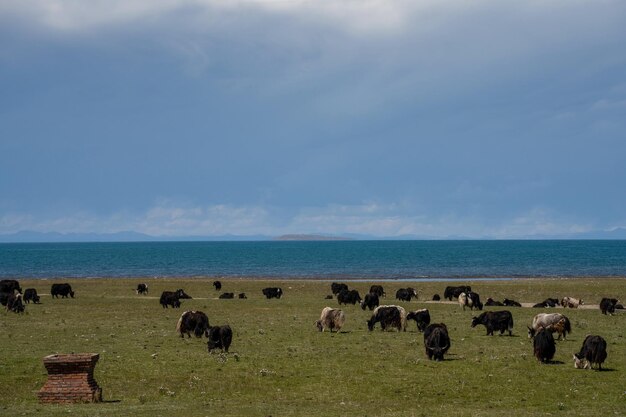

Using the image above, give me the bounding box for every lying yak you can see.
[315,307,346,333]
[485,298,504,307]
[367,305,407,332]
[471,311,513,336]
[503,298,521,307]
[207,325,233,353]
[533,298,560,308]
[176,310,210,338]
[573,335,607,370]
[407,309,430,332]
[561,296,583,308]
[527,313,571,340]
[423,323,450,361]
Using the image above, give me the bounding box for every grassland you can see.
[1,277,625,417]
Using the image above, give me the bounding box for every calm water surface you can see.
[1,240,625,279]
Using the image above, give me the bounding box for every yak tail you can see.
[508,316,514,330]
[176,311,188,333]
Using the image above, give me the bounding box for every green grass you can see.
[1,277,625,416]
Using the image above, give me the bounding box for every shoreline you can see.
[15,275,626,282]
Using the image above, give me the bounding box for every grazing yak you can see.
[432,294,441,301]
[337,289,362,305]
[459,292,483,311]
[395,287,418,302]
[262,287,283,299]
[361,292,380,310]
[532,328,556,363]
[159,289,190,308]
[315,307,346,333]
[51,283,74,299]
[527,313,571,340]
[23,288,40,304]
[176,311,210,338]
[331,282,348,295]
[573,335,607,370]
[444,285,471,301]
[407,309,430,332]
[207,325,233,353]
[503,298,521,307]
[471,311,513,336]
[238,293,247,299]
[423,323,450,361]
[561,296,583,308]
[136,283,149,295]
[219,293,235,299]
[485,298,504,306]
[600,298,619,315]
[213,281,222,291]
[5,292,25,313]
[367,305,407,332]
[369,285,385,298]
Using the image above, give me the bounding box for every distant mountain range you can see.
[273,234,352,241]
[1,228,626,243]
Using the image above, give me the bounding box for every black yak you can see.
[423,323,450,361]
[600,298,619,315]
[532,328,556,363]
[367,305,407,332]
[407,309,430,332]
[360,292,380,310]
[471,311,513,336]
[207,325,233,353]
[573,335,607,370]
[176,311,210,338]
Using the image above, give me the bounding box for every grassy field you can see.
[1,277,625,417]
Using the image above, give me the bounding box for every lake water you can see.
[1,240,626,280]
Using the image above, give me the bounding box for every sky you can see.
[1,1,626,239]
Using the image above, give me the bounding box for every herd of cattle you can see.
[317,283,619,368]
[1,278,621,368]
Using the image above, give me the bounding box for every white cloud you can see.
[0,202,604,238]
[0,0,440,34]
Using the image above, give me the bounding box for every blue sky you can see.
[1,1,626,238]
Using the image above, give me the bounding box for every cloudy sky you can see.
[1,1,625,238]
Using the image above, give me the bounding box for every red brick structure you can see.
[38,353,102,404]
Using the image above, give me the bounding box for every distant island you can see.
[273,234,353,241]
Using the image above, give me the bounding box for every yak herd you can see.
[1,278,621,369]
[319,283,619,368]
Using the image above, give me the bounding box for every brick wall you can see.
[38,353,102,404]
